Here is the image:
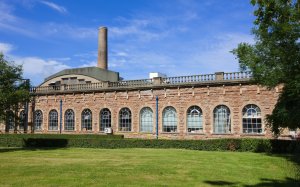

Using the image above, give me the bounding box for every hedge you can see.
[0,134,124,139]
[0,134,124,148]
[1,136,300,154]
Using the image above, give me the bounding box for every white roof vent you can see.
[149,72,167,79]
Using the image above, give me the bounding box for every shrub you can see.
[0,134,124,139]
[0,135,299,154]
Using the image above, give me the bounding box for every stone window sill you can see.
[161,132,179,134]
[139,132,154,134]
[187,133,205,135]
[118,131,132,133]
[241,133,265,136]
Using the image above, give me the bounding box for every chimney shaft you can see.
[97,27,108,69]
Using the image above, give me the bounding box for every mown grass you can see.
[0,148,299,187]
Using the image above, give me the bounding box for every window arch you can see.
[100,108,111,131]
[119,108,131,131]
[48,109,58,130]
[187,106,203,133]
[65,109,75,131]
[242,104,262,133]
[213,105,231,133]
[6,111,14,131]
[34,110,43,130]
[140,107,153,132]
[163,106,177,132]
[81,109,92,130]
[19,110,25,130]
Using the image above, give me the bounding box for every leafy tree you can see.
[0,53,31,133]
[232,0,300,134]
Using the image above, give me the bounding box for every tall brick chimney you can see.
[97,27,108,69]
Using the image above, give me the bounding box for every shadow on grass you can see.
[0,138,69,153]
[0,147,25,153]
[0,147,67,153]
[269,153,300,181]
[244,177,300,187]
[203,180,239,186]
[204,178,300,187]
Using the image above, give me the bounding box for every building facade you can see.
[27,73,280,139]
[0,27,284,139]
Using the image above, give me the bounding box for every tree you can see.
[0,53,31,133]
[232,0,300,134]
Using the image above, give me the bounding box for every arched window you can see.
[48,109,58,130]
[140,107,153,132]
[119,108,131,131]
[34,110,43,130]
[5,111,14,131]
[65,109,75,131]
[100,108,111,131]
[187,106,203,133]
[213,105,231,133]
[81,109,92,130]
[242,104,262,133]
[19,110,25,130]
[163,106,177,132]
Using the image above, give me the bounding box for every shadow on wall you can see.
[203,178,300,187]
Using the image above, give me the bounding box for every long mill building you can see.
[1,27,286,139]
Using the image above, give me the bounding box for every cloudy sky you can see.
[0,0,255,86]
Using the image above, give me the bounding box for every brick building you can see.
[0,27,285,139]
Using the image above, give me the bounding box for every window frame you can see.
[186,105,203,133]
[119,108,132,132]
[34,110,43,131]
[162,106,178,133]
[19,110,25,130]
[100,108,111,131]
[213,105,231,134]
[64,109,75,131]
[48,109,58,131]
[242,104,263,134]
[139,107,153,133]
[81,109,92,131]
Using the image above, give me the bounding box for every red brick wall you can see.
[31,83,280,139]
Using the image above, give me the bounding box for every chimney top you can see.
[97,26,108,70]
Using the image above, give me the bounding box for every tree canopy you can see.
[0,53,31,132]
[232,0,300,134]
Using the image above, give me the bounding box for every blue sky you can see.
[0,0,255,86]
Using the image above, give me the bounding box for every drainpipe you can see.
[24,79,30,133]
[156,96,159,139]
[60,99,63,134]
[24,101,29,133]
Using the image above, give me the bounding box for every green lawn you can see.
[0,148,299,187]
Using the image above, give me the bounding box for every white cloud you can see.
[79,61,97,68]
[43,23,97,39]
[0,42,14,54]
[14,56,71,85]
[48,57,71,61]
[107,32,255,79]
[181,33,255,74]
[0,1,16,22]
[0,42,71,85]
[0,1,42,38]
[40,1,67,14]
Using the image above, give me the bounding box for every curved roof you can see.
[43,67,119,83]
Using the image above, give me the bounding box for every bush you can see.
[0,134,124,139]
[0,134,123,148]
[0,136,299,154]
